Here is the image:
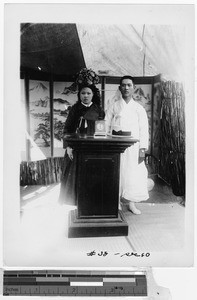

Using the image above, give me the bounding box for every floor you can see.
[17,177,185,267]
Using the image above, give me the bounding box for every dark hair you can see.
[77,84,101,106]
[119,76,135,85]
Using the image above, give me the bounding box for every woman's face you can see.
[80,87,93,105]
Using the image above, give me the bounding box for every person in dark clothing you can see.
[59,82,105,205]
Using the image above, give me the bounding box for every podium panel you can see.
[78,153,119,218]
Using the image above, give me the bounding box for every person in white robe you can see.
[105,76,149,215]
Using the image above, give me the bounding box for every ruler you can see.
[3,270,147,296]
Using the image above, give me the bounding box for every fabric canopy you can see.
[21,23,186,81]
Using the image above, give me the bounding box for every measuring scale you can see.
[1,268,171,299]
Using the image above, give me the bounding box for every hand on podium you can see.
[138,148,146,164]
[67,147,73,160]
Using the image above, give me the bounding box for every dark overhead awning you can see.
[21,23,86,77]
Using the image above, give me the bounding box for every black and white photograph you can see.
[3,3,195,271]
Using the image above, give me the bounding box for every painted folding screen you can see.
[29,80,50,159]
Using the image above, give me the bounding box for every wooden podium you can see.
[63,134,138,238]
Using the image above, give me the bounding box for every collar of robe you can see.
[81,102,93,107]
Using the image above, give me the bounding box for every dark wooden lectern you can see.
[63,134,138,238]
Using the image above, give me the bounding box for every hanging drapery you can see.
[159,81,185,197]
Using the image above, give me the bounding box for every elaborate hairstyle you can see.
[75,68,100,86]
[77,84,101,106]
[119,75,135,85]
[75,68,101,106]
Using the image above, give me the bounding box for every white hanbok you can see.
[105,93,149,202]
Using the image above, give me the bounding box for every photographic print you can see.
[3,4,194,268]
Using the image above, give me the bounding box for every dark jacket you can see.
[63,102,105,135]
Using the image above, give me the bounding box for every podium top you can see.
[63,134,139,153]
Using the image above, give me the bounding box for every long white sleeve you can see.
[138,105,149,150]
[105,102,115,134]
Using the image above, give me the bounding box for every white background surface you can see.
[0,1,197,299]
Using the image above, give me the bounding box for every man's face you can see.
[119,79,134,99]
